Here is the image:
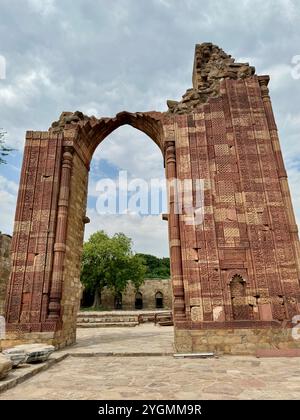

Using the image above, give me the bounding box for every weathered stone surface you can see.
[167,43,255,114]
[0,234,11,316]
[24,344,55,363]
[2,349,26,367]
[175,327,300,355]
[166,100,179,111]
[2,339,300,400]
[3,344,55,364]
[50,110,97,132]
[0,354,12,380]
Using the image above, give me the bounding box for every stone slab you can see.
[256,349,300,358]
[0,354,12,380]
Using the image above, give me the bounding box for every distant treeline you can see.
[136,253,170,279]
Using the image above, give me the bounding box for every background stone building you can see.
[99,278,172,310]
[0,234,11,316]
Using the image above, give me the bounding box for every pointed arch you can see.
[114,292,123,310]
[155,291,164,309]
[71,111,165,168]
[135,291,143,310]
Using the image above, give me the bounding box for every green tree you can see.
[0,129,13,164]
[136,253,170,278]
[81,231,146,308]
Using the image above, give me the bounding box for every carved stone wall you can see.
[3,43,300,354]
[0,234,11,316]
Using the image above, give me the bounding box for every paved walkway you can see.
[68,324,174,354]
[0,325,300,400]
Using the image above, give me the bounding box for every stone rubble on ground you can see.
[2,344,55,367]
[1,349,26,367]
[0,354,13,380]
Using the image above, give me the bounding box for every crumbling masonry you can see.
[3,43,300,354]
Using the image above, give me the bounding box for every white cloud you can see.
[261,64,292,91]
[0,67,55,109]
[0,175,18,235]
[84,209,169,257]
[284,112,300,129]
[277,0,298,22]
[1,0,300,254]
[154,0,172,8]
[92,126,165,180]
[286,165,300,228]
[277,112,300,165]
[27,0,56,16]
[0,174,18,195]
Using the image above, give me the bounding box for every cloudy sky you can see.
[0,0,300,257]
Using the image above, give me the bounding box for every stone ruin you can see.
[167,43,255,114]
[2,43,300,355]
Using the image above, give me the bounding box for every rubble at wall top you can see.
[167,42,256,115]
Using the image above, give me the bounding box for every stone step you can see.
[77,322,138,328]
[173,353,215,359]
[158,321,174,326]
[77,317,138,323]
[77,311,173,326]
[77,313,139,318]
[256,349,300,358]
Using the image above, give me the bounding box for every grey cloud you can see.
[0,0,300,250]
[1,0,300,133]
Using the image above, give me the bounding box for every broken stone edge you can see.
[0,353,68,394]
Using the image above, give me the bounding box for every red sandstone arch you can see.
[4,109,186,348]
[3,43,300,354]
[69,111,165,168]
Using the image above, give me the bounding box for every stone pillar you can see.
[259,76,300,280]
[164,141,186,319]
[4,131,63,336]
[48,147,74,320]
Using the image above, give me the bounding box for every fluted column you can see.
[48,146,74,319]
[259,76,300,280]
[164,141,186,319]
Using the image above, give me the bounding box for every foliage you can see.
[80,231,146,307]
[0,129,13,164]
[136,253,170,278]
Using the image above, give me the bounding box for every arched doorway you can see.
[4,110,184,348]
[155,291,164,309]
[114,293,123,310]
[135,292,143,310]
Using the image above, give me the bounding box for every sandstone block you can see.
[3,344,55,364]
[0,353,12,380]
[2,348,27,367]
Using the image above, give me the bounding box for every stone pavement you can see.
[0,325,300,400]
[67,324,174,355]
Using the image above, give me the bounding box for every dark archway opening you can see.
[155,291,164,309]
[114,292,123,310]
[135,292,143,310]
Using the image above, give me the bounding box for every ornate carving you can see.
[48,147,74,319]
